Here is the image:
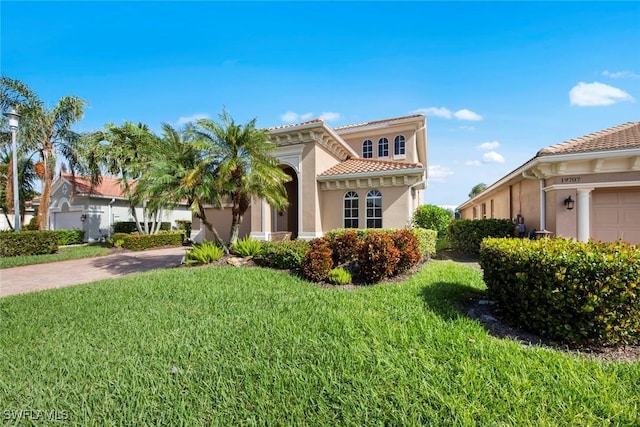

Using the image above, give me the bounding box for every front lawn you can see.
[1,262,638,425]
[0,244,112,269]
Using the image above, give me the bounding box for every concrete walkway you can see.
[0,246,188,298]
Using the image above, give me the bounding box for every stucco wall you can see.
[320,186,411,231]
[197,206,252,243]
[338,123,420,164]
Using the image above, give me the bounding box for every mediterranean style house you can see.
[457,122,640,244]
[192,114,428,242]
[34,173,192,242]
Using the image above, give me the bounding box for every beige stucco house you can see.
[457,122,640,244]
[192,114,427,242]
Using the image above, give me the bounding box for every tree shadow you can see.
[419,281,485,321]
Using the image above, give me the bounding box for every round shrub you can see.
[255,240,309,270]
[391,229,421,274]
[328,267,352,286]
[326,229,362,265]
[301,238,334,282]
[411,204,452,237]
[358,232,400,284]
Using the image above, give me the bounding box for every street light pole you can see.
[4,106,21,232]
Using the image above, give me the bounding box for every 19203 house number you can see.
[561,176,581,183]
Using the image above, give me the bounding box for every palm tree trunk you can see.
[197,210,228,253]
[3,211,13,231]
[37,149,53,230]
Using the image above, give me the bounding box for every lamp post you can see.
[4,106,21,232]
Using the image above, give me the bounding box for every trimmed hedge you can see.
[448,219,515,253]
[113,221,171,234]
[480,238,640,346]
[0,231,59,257]
[254,240,309,270]
[410,227,437,259]
[411,204,452,237]
[111,231,184,251]
[54,229,85,245]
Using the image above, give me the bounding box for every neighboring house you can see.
[192,114,428,242]
[34,173,192,241]
[457,122,640,244]
[0,206,36,231]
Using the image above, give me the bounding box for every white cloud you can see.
[281,111,300,123]
[412,107,452,119]
[602,70,639,79]
[569,81,635,106]
[465,160,482,166]
[176,113,210,125]
[319,111,340,122]
[482,151,505,164]
[454,109,483,121]
[300,112,314,120]
[477,141,500,151]
[428,165,454,182]
[459,125,476,131]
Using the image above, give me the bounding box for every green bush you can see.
[448,219,515,253]
[480,238,640,346]
[186,241,224,265]
[232,236,262,258]
[111,231,184,251]
[410,227,437,259]
[302,238,334,282]
[358,232,400,284]
[54,229,85,245]
[327,267,352,286]
[0,230,59,257]
[411,204,452,237]
[255,240,309,270]
[391,229,421,274]
[113,221,171,234]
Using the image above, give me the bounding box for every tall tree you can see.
[137,123,226,246]
[1,77,98,229]
[469,183,487,198]
[85,122,159,234]
[192,109,290,245]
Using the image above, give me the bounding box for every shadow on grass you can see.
[419,281,485,321]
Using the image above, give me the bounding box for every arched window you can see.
[378,137,389,158]
[366,190,382,228]
[394,135,405,156]
[362,140,373,158]
[344,191,359,228]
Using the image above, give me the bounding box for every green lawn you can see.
[1,262,638,426]
[0,244,112,269]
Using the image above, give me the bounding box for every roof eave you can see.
[317,167,426,182]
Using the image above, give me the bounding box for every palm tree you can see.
[191,109,290,245]
[85,122,158,234]
[0,148,38,229]
[138,123,227,246]
[1,76,99,229]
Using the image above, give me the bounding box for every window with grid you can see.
[344,191,359,228]
[366,190,382,228]
[394,135,405,156]
[362,140,373,158]
[378,138,389,157]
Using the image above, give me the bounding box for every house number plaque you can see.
[560,176,581,183]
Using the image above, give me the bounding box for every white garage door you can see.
[592,189,640,244]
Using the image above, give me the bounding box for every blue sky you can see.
[2,1,639,207]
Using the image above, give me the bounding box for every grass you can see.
[1,262,638,425]
[0,243,112,269]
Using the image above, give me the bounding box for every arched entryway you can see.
[274,165,299,239]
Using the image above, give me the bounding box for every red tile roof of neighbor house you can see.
[318,158,424,177]
[61,173,135,198]
[537,121,640,156]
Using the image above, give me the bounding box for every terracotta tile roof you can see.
[318,158,424,177]
[538,121,640,156]
[333,114,425,132]
[61,173,135,198]
[267,119,324,131]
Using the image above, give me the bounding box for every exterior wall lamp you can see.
[564,196,575,210]
[80,214,87,221]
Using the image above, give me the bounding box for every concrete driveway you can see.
[0,246,188,298]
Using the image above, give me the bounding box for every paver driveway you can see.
[0,246,188,298]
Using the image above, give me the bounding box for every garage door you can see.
[592,189,640,244]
